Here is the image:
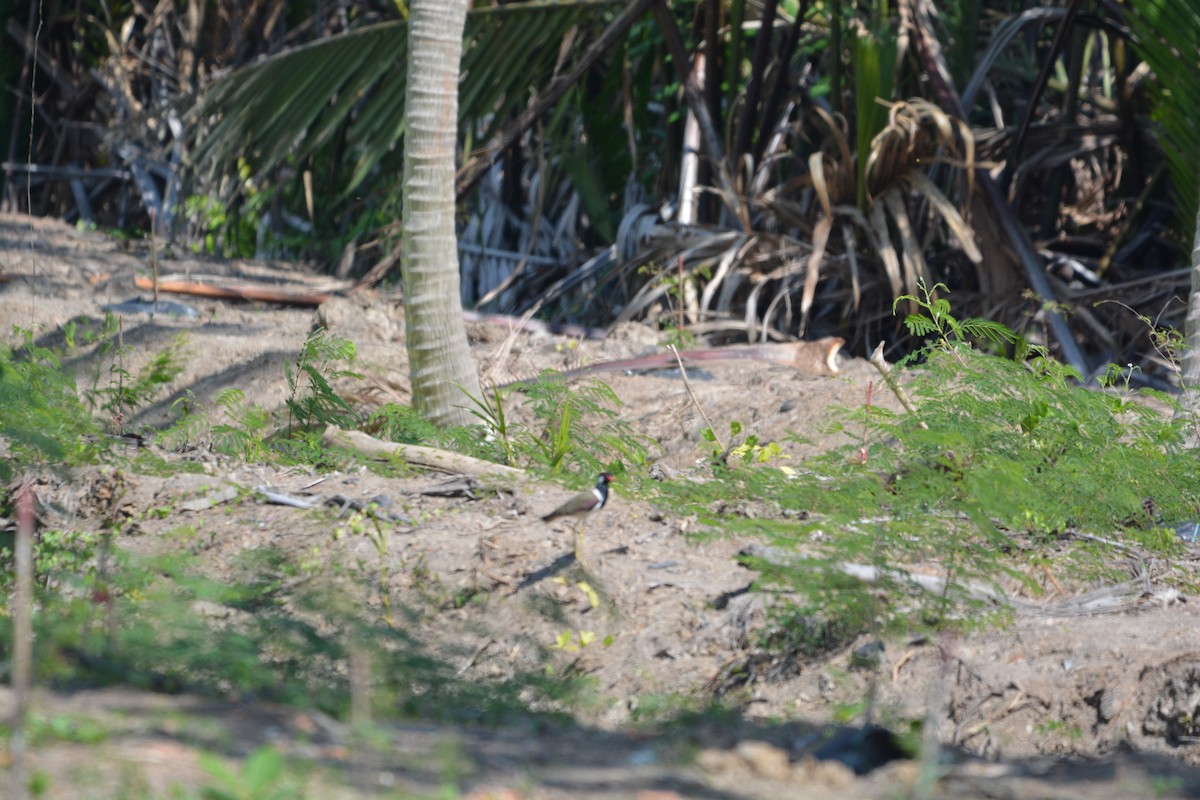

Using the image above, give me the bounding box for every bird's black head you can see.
[597,472,615,487]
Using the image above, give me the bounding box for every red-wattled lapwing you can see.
[542,472,614,564]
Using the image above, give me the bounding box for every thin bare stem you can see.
[669,344,722,450]
[868,341,927,429]
[10,483,35,800]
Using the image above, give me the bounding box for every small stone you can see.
[801,756,857,789]
[735,739,791,779]
[695,748,739,773]
[871,759,920,789]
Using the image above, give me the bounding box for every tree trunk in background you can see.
[1181,196,1200,433]
[402,0,482,427]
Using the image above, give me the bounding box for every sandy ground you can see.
[2,213,1200,799]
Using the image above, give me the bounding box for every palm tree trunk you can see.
[402,0,482,427]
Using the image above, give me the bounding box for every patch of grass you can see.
[0,712,111,746]
[627,692,742,734]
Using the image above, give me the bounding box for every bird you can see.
[541,472,614,564]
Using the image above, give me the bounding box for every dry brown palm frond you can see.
[883,190,929,298]
[809,152,834,219]
[829,97,982,311]
[615,88,985,346]
[800,216,833,333]
[614,224,829,343]
[974,117,1128,237]
[905,172,981,263]
[841,222,863,312]
[700,236,758,318]
[616,227,744,325]
[809,107,858,206]
[866,98,975,198]
[868,200,904,298]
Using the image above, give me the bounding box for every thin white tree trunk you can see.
[402,0,482,427]
[1179,196,1200,442]
[1183,201,1200,381]
[676,53,703,227]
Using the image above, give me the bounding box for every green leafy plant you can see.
[461,382,518,465]
[0,333,98,482]
[196,746,299,800]
[659,285,1200,655]
[284,328,362,433]
[334,505,396,627]
[171,388,331,467]
[519,374,652,475]
[162,330,362,464]
[438,373,652,477]
[81,315,188,432]
[704,420,787,468]
[895,281,1020,351]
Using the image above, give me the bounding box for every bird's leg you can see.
[574,519,588,566]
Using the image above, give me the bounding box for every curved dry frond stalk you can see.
[801,215,833,334]
[812,106,855,170]
[700,236,757,318]
[868,200,903,297]
[905,172,981,263]
[609,203,657,263]
[760,274,796,341]
[615,229,744,325]
[750,252,813,338]
[842,221,862,311]
[882,189,929,297]
[960,8,1067,112]
[809,152,833,218]
[715,269,748,317]
[749,99,801,197]
[744,275,767,339]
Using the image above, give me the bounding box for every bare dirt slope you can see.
[2,214,1200,799]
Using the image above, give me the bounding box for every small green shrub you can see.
[0,331,98,481]
[163,329,361,465]
[462,374,653,476]
[284,328,362,433]
[195,746,299,800]
[80,315,188,432]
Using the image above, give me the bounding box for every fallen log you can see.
[323,427,525,478]
[134,276,331,307]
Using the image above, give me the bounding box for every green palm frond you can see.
[1125,0,1200,240]
[852,19,897,210]
[187,0,624,197]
